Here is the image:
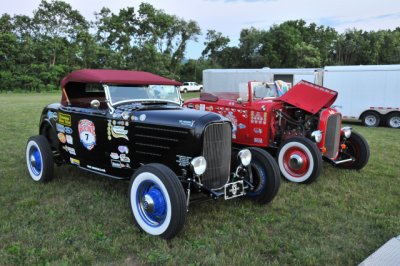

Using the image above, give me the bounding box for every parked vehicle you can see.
[184,80,370,184]
[25,69,280,239]
[211,65,400,128]
[179,82,203,93]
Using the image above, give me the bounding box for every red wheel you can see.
[277,137,322,184]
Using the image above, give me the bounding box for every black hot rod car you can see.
[25,69,281,239]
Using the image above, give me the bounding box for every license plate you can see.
[224,180,244,200]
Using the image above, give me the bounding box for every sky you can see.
[1,0,400,59]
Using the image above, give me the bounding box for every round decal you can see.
[57,133,66,144]
[78,119,96,150]
[139,114,146,121]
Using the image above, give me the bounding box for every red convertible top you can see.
[60,69,181,88]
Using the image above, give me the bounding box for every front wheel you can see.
[26,135,54,182]
[277,137,322,184]
[245,147,281,204]
[337,132,370,170]
[129,164,187,239]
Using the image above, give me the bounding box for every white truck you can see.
[179,82,203,93]
[203,65,400,128]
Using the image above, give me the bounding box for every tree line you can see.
[0,0,399,92]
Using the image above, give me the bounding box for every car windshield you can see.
[106,85,181,106]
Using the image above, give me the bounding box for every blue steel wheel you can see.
[26,135,54,182]
[245,147,281,205]
[129,164,186,239]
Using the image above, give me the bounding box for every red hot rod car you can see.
[184,80,370,184]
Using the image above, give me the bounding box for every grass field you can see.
[0,92,399,265]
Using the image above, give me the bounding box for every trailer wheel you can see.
[386,112,400,129]
[362,111,380,127]
[277,137,322,184]
[338,132,370,170]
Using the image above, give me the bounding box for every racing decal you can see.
[199,104,205,111]
[251,111,265,124]
[66,135,73,145]
[206,106,214,111]
[179,120,195,127]
[254,138,263,143]
[78,119,96,150]
[110,152,119,160]
[107,120,129,141]
[65,127,73,134]
[47,111,58,121]
[120,154,130,163]
[194,104,199,110]
[57,133,67,144]
[176,155,192,167]
[238,123,246,129]
[111,159,130,169]
[254,128,263,134]
[225,112,237,139]
[70,158,80,165]
[139,114,146,121]
[118,145,129,154]
[67,147,76,155]
[56,123,65,133]
[59,113,71,126]
[87,165,106,173]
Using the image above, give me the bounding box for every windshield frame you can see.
[103,84,182,111]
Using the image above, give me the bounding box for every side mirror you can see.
[90,99,100,109]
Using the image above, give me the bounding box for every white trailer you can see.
[322,65,400,128]
[203,69,273,93]
[203,65,400,128]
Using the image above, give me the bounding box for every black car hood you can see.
[132,107,229,130]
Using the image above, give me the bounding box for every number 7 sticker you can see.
[78,119,96,150]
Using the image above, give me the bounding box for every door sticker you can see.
[78,119,96,150]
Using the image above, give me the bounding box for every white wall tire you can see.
[129,164,186,239]
[277,137,322,184]
[26,135,54,182]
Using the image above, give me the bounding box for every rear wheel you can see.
[26,135,54,182]
[129,164,186,239]
[183,88,188,93]
[386,112,400,129]
[362,111,380,127]
[245,147,280,204]
[277,137,322,184]
[337,132,370,170]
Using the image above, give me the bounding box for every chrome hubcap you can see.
[365,115,376,126]
[142,194,155,213]
[30,154,37,168]
[289,154,304,170]
[390,117,400,128]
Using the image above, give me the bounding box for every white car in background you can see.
[179,82,203,93]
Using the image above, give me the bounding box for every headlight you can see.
[341,127,352,138]
[311,130,323,143]
[238,149,252,166]
[191,156,207,175]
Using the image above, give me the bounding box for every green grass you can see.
[0,93,399,265]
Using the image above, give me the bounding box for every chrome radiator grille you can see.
[201,123,232,189]
[324,113,341,158]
